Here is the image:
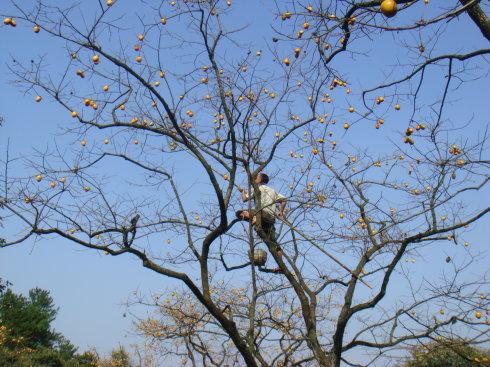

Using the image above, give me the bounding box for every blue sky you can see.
[1,0,489,361]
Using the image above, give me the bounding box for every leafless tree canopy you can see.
[1,1,489,366]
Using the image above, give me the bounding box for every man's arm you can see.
[238,186,250,202]
[277,198,287,218]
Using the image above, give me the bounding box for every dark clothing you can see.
[235,209,277,241]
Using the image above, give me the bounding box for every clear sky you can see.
[1,0,489,361]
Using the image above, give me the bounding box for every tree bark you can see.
[461,0,490,42]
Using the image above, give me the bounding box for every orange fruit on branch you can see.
[380,0,397,17]
[404,136,414,145]
[4,18,16,27]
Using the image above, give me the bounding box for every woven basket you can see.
[249,249,267,266]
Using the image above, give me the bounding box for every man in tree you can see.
[236,172,287,242]
[2,1,490,365]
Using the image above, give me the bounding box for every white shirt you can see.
[250,185,285,218]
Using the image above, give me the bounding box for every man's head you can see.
[255,172,269,185]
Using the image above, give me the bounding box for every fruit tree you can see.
[1,1,489,366]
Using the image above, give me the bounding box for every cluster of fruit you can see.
[278,1,400,71]
[26,175,68,200]
[400,121,425,144]
[3,17,17,27]
[404,126,415,145]
[84,98,99,110]
[331,78,347,89]
[3,25,41,75]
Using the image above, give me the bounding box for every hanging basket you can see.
[249,249,268,267]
